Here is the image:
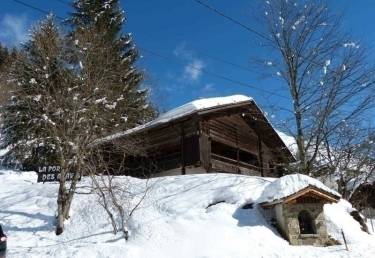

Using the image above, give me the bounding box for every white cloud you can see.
[184,59,205,81]
[198,83,217,97]
[174,42,205,82]
[0,14,29,46]
[202,83,215,92]
[173,42,194,60]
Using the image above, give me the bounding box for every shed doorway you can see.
[298,210,316,234]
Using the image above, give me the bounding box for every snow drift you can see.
[0,170,374,258]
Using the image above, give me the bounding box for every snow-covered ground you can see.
[1,170,374,258]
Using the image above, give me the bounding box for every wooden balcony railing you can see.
[210,153,260,173]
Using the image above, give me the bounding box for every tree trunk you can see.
[56,180,66,235]
[56,161,68,235]
[290,70,307,174]
[63,170,81,219]
[296,127,307,173]
[337,175,349,199]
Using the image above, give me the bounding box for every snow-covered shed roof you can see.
[258,174,340,206]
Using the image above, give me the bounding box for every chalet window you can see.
[154,144,181,170]
[183,135,200,165]
[269,162,275,174]
[277,166,284,177]
[298,210,316,234]
[239,150,259,166]
[211,141,258,166]
[211,141,237,160]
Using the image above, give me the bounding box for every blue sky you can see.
[1,0,374,117]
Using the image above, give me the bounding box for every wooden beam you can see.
[236,126,240,174]
[261,185,340,208]
[258,135,264,177]
[180,125,186,175]
[283,186,339,204]
[199,120,211,172]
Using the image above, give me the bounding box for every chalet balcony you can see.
[210,153,261,176]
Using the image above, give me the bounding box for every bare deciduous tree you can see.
[0,45,15,107]
[87,140,151,241]
[321,125,375,199]
[254,0,375,175]
[1,18,87,234]
[1,11,154,236]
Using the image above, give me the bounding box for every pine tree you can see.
[53,0,155,238]
[67,0,155,137]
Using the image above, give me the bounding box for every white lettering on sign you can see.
[37,165,80,183]
[38,165,61,173]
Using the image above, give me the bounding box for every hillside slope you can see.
[0,170,374,258]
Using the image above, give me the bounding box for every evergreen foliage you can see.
[67,0,155,136]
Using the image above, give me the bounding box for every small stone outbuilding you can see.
[261,185,340,246]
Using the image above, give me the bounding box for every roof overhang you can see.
[261,185,341,208]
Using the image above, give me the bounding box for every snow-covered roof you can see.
[276,130,298,156]
[146,94,252,127]
[258,174,340,204]
[94,95,252,145]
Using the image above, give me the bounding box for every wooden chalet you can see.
[96,95,295,177]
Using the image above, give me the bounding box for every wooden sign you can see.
[37,165,81,183]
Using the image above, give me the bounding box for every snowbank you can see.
[0,170,374,258]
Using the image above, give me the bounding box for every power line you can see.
[52,0,261,75]
[181,47,257,74]
[193,0,270,42]
[192,0,375,89]
[140,47,289,99]
[55,0,71,6]
[11,0,65,20]
[13,0,372,101]
[55,0,259,74]
[7,0,290,100]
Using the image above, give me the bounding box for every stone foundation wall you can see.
[281,203,329,246]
